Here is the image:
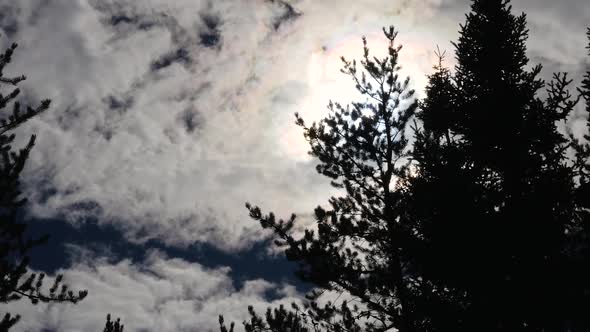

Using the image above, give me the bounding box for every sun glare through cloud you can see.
[281,29,442,161]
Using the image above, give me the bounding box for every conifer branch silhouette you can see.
[0,42,87,331]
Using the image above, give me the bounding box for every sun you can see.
[306,38,379,106]
[279,30,442,161]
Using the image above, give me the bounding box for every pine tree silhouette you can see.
[224,26,420,332]
[222,2,590,331]
[103,314,124,332]
[0,42,87,331]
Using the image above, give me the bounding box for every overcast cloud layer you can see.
[1,0,589,331]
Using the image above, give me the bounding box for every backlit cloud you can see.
[0,0,455,252]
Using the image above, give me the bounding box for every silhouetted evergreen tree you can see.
[0,42,87,331]
[220,304,309,332]
[409,1,589,330]
[576,28,590,170]
[103,314,124,332]
[566,26,590,332]
[222,2,590,331]
[222,26,420,332]
[584,28,590,109]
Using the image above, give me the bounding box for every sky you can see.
[0,0,588,331]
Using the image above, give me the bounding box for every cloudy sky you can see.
[1,0,588,331]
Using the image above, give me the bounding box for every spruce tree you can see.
[577,28,590,169]
[0,42,87,331]
[410,1,588,330]
[567,26,590,332]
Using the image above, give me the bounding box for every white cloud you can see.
[10,248,392,331]
[0,0,451,251]
[1,0,587,252]
[11,250,301,332]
